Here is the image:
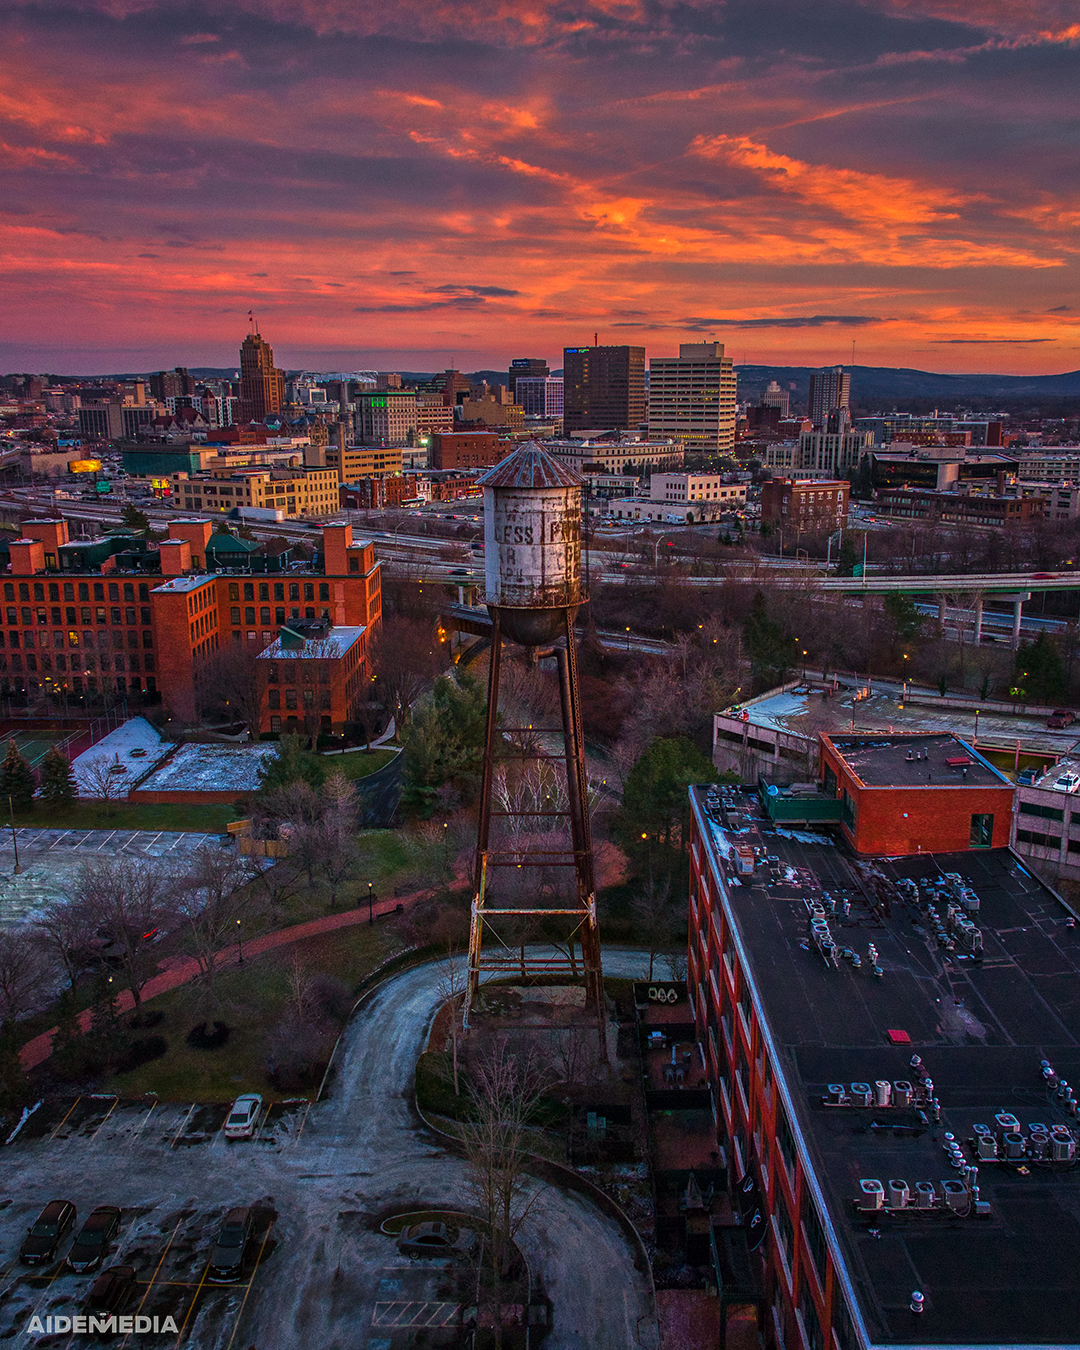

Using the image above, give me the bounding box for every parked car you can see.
[223,1094,262,1140]
[67,1207,121,1273]
[397,1221,477,1261]
[20,1200,77,1265]
[207,1207,254,1283]
[87,1265,136,1312]
[1047,709,1076,729]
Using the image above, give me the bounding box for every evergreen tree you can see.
[256,734,327,797]
[86,975,125,1067]
[1014,631,1066,704]
[835,535,858,577]
[743,591,799,691]
[50,989,88,1080]
[121,502,150,534]
[37,747,77,808]
[618,735,717,859]
[401,673,487,818]
[0,742,36,811]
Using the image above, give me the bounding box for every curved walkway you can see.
[19,879,440,1071]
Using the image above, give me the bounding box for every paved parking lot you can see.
[0,954,659,1349]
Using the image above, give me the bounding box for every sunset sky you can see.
[1,0,1078,375]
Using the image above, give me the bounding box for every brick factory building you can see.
[0,517,381,726]
[257,618,370,737]
[819,733,1014,855]
[686,780,1080,1350]
[428,431,511,471]
[760,477,849,533]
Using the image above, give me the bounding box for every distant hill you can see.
[736,363,1080,408]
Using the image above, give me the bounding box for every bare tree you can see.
[0,930,47,1024]
[629,875,674,981]
[196,641,265,740]
[437,951,466,1096]
[172,847,262,1009]
[71,856,175,1010]
[33,897,98,990]
[463,1043,552,1278]
[373,614,444,732]
[77,755,130,809]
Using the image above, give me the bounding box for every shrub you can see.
[185,1020,231,1050]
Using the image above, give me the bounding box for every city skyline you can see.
[0,1,1077,375]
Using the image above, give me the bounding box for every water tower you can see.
[466,443,604,1040]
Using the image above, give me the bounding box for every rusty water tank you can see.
[477,442,583,645]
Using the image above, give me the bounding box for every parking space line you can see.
[130,1100,158,1142]
[173,1261,211,1347]
[223,1221,275,1350]
[86,1096,118,1141]
[96,829,118,850]
[293,1100,312,1143]
[121,1215,184,1350]
[170,1104,195,1149]
[49,1097,81,1141]
[250,1107,268,1145]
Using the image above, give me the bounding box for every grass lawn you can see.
[99,922,401,1101]
[10,799,239,832]
[323,746,399,781]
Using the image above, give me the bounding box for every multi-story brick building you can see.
[257,618,370,737]
[170,461,339,519]
[761,478,849,533]
[0,517,381,726]
[687,781,1080,1350]
[429,431,510,471]
[324,445,404,480]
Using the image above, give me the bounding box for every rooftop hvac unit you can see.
[858,1179,884,1211]
[825,1084,847,1105]
[1029,1131,1049,1160]
[941,1179,968,1213]
[914,1181,936,1209]
[892,1080,912,1107]
[1003,1131,1025,1160]
[995,1111,1020,1133]
[850,1082,873,1108]
[888,1179,910,1209]
[875,1080,892,1107]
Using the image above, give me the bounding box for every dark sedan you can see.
[87,1265,136,1312]
[207,1207,253,1284]
[67,1207,121,1273]
[20,1200,76,1266]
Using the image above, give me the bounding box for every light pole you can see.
[367,881,375,925]
[974,708,980,746]
[236,918,243,965]
[625,626,631,652]
[8,795,20,876]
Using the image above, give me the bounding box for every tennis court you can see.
[0,729,78,768]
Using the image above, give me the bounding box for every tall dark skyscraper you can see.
[808,365,851,430]
[562,345,646,433]
[239,322,285,422]
[508,356,549,398]
[149,367,195,401]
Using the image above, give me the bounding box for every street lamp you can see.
[236,918,243,965]
[625,626,631,651]
[367,881,375,925]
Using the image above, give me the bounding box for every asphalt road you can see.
[0,950,659,1350]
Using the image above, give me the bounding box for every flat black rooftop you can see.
[691,784,1080,1347]
[828,732,1009,790]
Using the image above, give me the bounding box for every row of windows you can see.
[1019,800,1066,822]
[0,652,152,673]
[232,606,329,627]
[267,688,331,710]
[2,629,151,650]
[265,661,332,685]
[1015,828,1080,853]
[227,581,330,603]
[7,607,149,628]
[4,581,150,603]
[269,714,333,734]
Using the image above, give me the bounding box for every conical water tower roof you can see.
[476,441,582,489]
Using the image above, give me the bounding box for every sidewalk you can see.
[19,879,449,1072]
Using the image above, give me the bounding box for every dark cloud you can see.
[1048,305,1071,312]
[680,315,885,329]
[932,337,1056,343]
[354,296,489,312]
[431,284,520,296]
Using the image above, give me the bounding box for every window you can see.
[777,1108,797,1178]
[1018,828,1061,849]
[270,715,281,733]
[1020,801,1064,822]
[802,1198,827,1287]
[244,583,254,601]
[259,584,269,601]
[285,688,297,710]
[245,607,256,624]
[260,607,271,625]
[268,689,280,709]
[78,584,89,601]
[274,583,284,601]
[230,608,241,625]
[970,813,994,848]
[229,583,239,601]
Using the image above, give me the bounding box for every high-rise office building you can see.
[647,342,737,452]
[508,357,550,399]
[239,326,285,423]
[149,368,196,402]
[562,345,645,433]
[808,365,850,431]
[760,379,790,418]
[514,376,564,419]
